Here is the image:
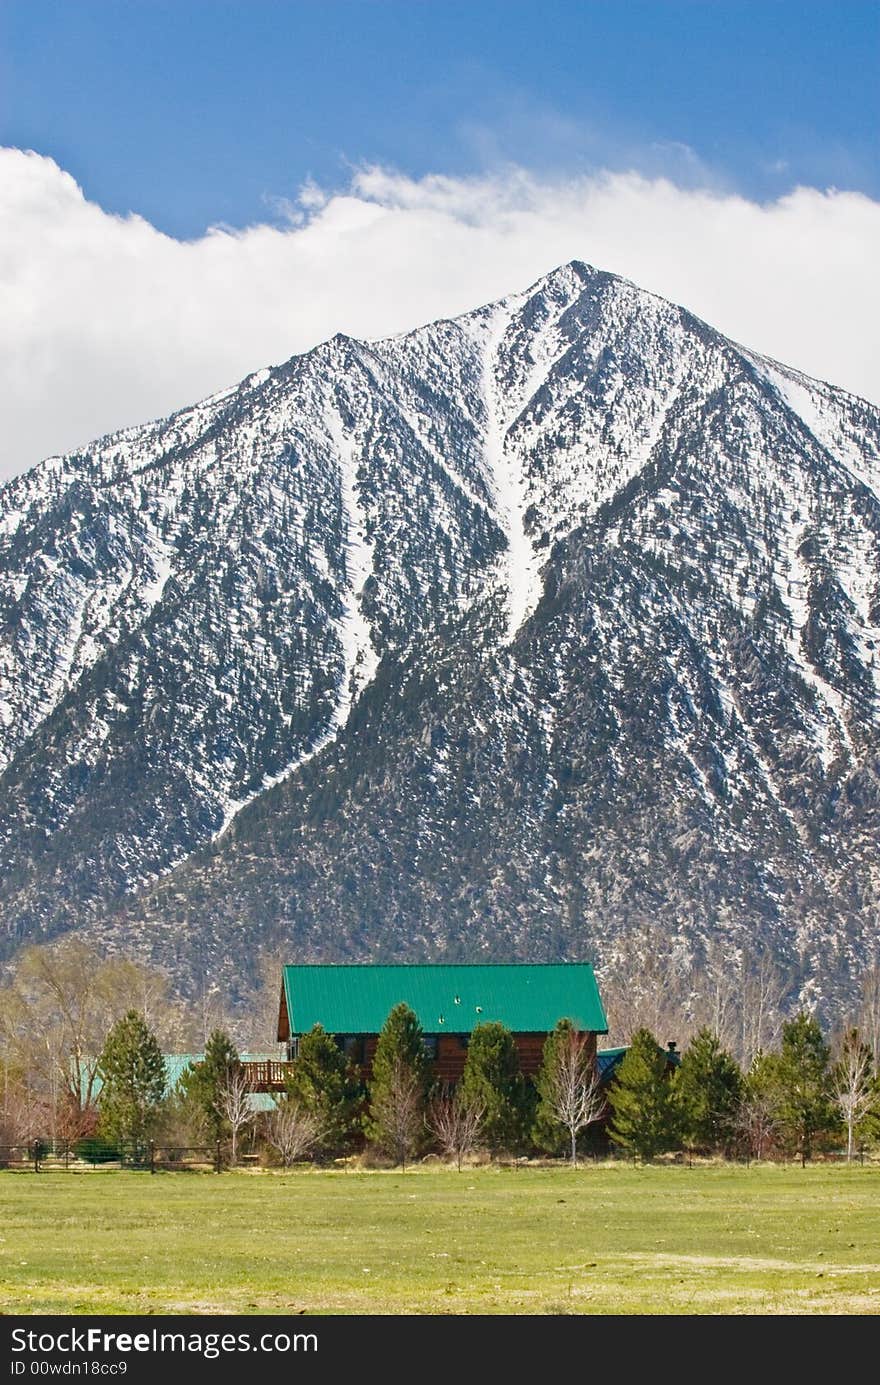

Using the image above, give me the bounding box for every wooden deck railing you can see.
[240,1060,291,1092]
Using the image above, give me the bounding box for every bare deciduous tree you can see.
[599,926,693,1048]
[236,951,287,1052]
[832,1028,875,1162]
[601,931,793,1071]
[264,1100,324,1167]
[196,977,225,1049]
[734,1090,778,1163]
[369,1058,424,1169]
[544,1028,605,1167]
[217,1066,256,1165]
[692,939,791,1068]
[738,951,789,1069]
[693,934,741,1054]
[0,939,187,1138]
[0,1074,49,1148]
[428,1091,485,1170]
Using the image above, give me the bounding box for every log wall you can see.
[357,1029,598,1083]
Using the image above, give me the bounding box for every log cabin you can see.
[276,962,609,1084]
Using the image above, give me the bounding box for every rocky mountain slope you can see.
[1,262,879,1010]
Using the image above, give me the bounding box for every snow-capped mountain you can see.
[1,261,879,1007]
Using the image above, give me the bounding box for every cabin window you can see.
[286,1038,299,1061]
[342,1035,364,1064]
[422,1036,439,1059]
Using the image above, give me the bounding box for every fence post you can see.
[215,1139,222,1174]
[64,1141,70,1171]
[32,1139,40,1174]
[149,1140,156,1175]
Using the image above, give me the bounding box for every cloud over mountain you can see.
[2,147,878,480]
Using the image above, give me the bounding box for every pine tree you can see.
[154,1082,209,1148]
[608,1028,678,1161]
[771,1012,837,1165]
[97,1010,166,1152]
[283,1024,363,1156]
[366,1004,431,1165]
[459,1021,532,1155]
[180,1028,240,1143]
[675,1028,743,1156]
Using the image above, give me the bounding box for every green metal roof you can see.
[162,1054,281,1091]
[164,1055,281,1112]
[597,1043,681,1083]
[82,1054,281,1109]
[281,963,608,1037]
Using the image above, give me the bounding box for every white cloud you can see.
[1,147,879,481]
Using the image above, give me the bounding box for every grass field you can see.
[2,1163,880,1315]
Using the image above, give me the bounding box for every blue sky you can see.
[1,2,878,477]
[2,0,878,238]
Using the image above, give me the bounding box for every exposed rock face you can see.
[2,262,879,1009]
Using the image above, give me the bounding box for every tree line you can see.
[610,1020,879,1165]
[272,1007,879,1167]
[6,999,880,1170]
[2,937,879,1167]
[2,1005,606,1169]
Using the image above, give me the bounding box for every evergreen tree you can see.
[97,1010,166,1151]
[608,1028,678,1161]
[180,1028,240,1143]
[674,1028,743,1155]
[459,1021,532,1155]
[366,1004,431,1164]
[771,1012,837,1165]
[284,1024,363,1155]
[154,1082,210,1148]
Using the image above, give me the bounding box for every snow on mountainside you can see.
[1,261,879,1010]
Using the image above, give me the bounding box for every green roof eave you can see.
[281,963,608,1038]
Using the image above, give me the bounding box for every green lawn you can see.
[2,1163,879,1315]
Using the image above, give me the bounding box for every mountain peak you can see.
[1,265,878,1018]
